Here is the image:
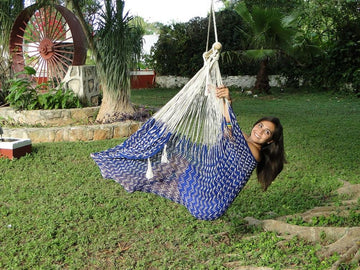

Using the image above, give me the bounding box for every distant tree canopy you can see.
[151,9,263,77]
[151,0,360,94]
[295,0,360,93]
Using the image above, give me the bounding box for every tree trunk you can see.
[96,84,135,123]
[70,1,136,124]
[254,58,271,94]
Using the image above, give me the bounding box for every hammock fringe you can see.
[146,158,154,179]
[161,144,169,163]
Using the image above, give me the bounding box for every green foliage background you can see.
[151,0,360,95]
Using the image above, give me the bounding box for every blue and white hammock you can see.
[91,41,257,220]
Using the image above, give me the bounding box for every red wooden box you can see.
[0,138,32,160]
[130,70,156,89]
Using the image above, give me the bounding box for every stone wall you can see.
[155,75,287,89]
[62,65,100,106]
[0,107,99,127]
[0,107,141,143]
[2,121,140,143]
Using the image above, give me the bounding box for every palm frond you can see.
[235,2,255,28]
[0,6,13,52]
[243,49,275,60]
[93,0,144,98]
[282,13,299,28]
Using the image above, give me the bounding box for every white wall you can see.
[155,75,287,89]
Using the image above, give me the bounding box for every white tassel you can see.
[146,158,153,179]
[161,144,169,163]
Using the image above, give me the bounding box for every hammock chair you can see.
[91,1,257,220]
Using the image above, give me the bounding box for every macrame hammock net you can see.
[91,1,257,220]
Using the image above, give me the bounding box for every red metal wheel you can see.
[9,4,87,86]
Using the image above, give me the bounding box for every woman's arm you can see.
[216,85,231,123]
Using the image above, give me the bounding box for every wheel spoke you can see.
[26,54,41,68]
[53,43,75,49]
[43,7,50,38]
[22,21,41,42]
[18,34,38,45]
[18,26,26,34]
[54,49,74,55]
[38,59,45,80]
[33,11,45,40]
[35,57,45,78]
[48,10,62,40]
[53,36,74,45]
[48,57,62,85]
[54,53,73,65]
[40,7,50,38]
[52,53,70,73]
[41,59,48,81]
[52,21,70,42]
[24,49,41,54]
[15,42,39,48]
[47,58,55,79]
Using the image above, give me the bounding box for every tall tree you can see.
[296,0,360,93]
[0,0,25,59]
[244,0,302,13]
[70,0,143,123]
[0,0,25,102]
[234,2,297,93]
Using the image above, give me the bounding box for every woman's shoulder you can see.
[242,132,261,162]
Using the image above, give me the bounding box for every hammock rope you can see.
[206,0,219,51]
[91,0,257,220]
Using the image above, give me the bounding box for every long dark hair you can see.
[255,116,286,191]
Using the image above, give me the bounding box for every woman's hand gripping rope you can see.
[216,85,231,104]
[216,85,233,137]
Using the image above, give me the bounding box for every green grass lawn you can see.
[1,87,359,269]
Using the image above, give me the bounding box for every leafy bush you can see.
[0,88,9,107]
[37,89,82,110]
[0,57,11,106]
[280,0,360,95]
[5,67,39,110]
[152,10,261,77]
[6,67,83,110]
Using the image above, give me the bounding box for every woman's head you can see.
[252,117,283,147]
[254,116,286,191]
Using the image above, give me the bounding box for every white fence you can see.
[155,75,287,89]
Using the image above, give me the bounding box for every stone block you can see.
[93,127,109,141]
[0,138,32,159]
[62,65,100,106]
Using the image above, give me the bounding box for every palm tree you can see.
[0,0,24,48]
[0,0,25,94]
[234,2,296,93]
[70,0,143,123]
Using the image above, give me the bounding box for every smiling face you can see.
[250,120,275,145]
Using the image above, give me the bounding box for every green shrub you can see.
[6,67,83,110]
[6,67,39,110]
[37,88,82,110]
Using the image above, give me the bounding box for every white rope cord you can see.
[211,0,218,43]
[206,0,218,51]
[154,46,223,146]
[206,1,212,51]
[152,0,224,147]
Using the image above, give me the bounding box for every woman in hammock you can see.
[216,86,286,190]
[91,86,285,220]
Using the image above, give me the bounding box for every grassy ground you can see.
[1,87,359,269]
